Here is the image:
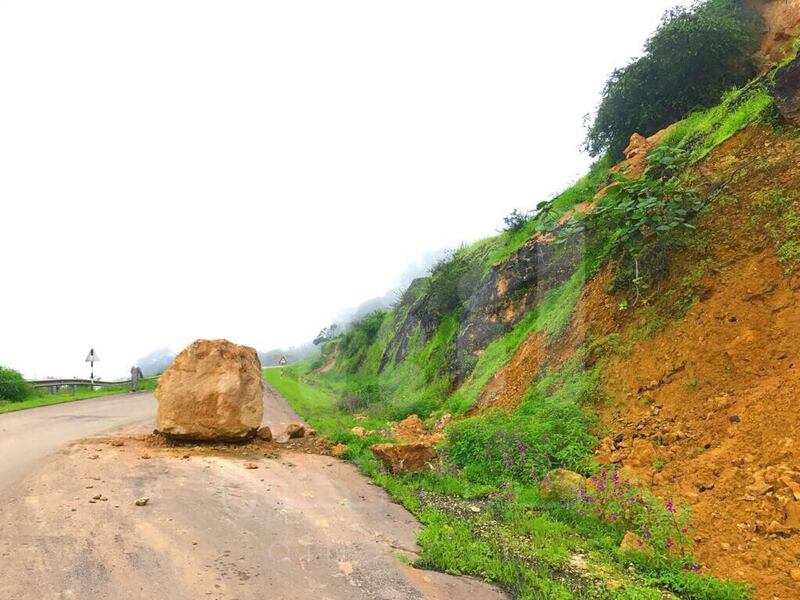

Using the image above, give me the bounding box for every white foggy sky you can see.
[0,1,690,379]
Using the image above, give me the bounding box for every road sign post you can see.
[85,348,99,384]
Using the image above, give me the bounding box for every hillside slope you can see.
[275,6,800,599]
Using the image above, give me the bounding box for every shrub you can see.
[339,311,386,358]
[559,154,704,304]
[0,366,32,402]
[502,209,529,232]
[569,470,692,555]
[445,405,596,484]
[334,376,382,413]
[585,0,761,158]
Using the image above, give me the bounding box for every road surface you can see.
[0,391,156,493]
[0,384,507,600]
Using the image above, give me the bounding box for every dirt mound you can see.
[591,128,800,598]
[468,332,545,415]
[468,126,800,597]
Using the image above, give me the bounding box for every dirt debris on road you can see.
[0,432,507,600]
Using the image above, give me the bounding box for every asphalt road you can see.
[0,383,313,492]
[0,391,157,493]
[0,384,508,600]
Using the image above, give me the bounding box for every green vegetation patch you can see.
[659,84,774,162]
[0,366,32,403]
[0,377,158,415]
[269,358,748,599]
[586,0,761,157]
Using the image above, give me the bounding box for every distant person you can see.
[130,365,144,392]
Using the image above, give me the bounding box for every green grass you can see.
[659,84,774,162]
[0,378,158,415]
[271,362,748,599]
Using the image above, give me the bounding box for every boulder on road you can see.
[256,426,273,442]
[155,339,264,441]
[285,422,306,439]
[370,442,437,474]
[331,443,348,458]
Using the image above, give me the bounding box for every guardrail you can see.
[27,377,159,394]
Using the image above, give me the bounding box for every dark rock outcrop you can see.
[453,236,579,381]
[378,278,440,372]
[775,54,800,126]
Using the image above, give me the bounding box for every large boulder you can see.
[391,414,426,442]
[155,339,264,441]
[371,442,437,474]
[775,54,800,126]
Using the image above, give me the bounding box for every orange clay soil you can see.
[471,126,800,598]
[752,0,800,72]
[596,128,800,599]
[468,331,545,415]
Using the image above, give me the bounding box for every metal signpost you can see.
[85,348,99,384]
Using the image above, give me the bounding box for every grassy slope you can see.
[264,368,681,599]
[0,378,158,415]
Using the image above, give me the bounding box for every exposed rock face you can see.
[155,339,264,441]
[539,469,586,502]
[371,442,437,473]
[775,53,800,126]
[455,238,579,382]
[753,0,800,70]
[378,230,580,386]
[378,278,441,371]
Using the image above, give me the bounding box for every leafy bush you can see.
[585,0,760,158]
[335,376,382,413]
[313,323,339,346]
[501,209,529,232]
[559,152,703,303]
[0,366,32,402]
[445,405,596,484]
[569,470,692,556]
